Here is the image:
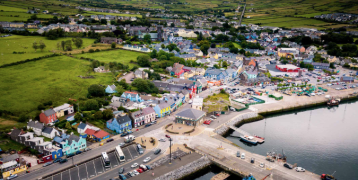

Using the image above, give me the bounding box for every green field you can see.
[0,35,94,66]
[82,11,141,18]
[74,49,146,68]
[0,11,53,22]
[0,56,113,115]
[0,5,27,12]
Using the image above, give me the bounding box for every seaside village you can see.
[1,10,358,180]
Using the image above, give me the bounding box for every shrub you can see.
[88,49,95,53]
[166,130,179,134]
[165,123,173,129]
[183,128,195,134]
[95,49,100,52]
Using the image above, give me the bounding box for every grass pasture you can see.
[0,35,94,66]
[0,56,113,115]
[74,49,146,68]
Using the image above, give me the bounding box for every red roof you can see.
[125,91,138,94]
[84,129,96,135]
[93,130,110,138]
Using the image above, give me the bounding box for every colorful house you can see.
[39,109,58,125]
[84,129,110,142]
[153,102,171,118]
[107,114,132,134]
[105,84,117,94]
[170,63,184,76]
[130,107,156,128]
[58,134,87,155]
[121,91,143,102]
[53,103,74,118]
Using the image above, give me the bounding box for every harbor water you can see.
[226,100,358,180]
[188,164,242,180]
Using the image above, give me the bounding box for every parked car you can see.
[131,163,138,168]
[295,167,305,172]
[259,163,265,168]
[7,174,18,180]
[145,124,152,127]
[53,158,62,163]
[165,135,170,138]
[139,164,148,171]
[158,138,166,142]
[284,163,293,169]
[136,168,144,173]
[241,153,245,159]
[59,159,68,164]
[210,115,217,119]
[75,150,82,155]
[43,162,52,167]
[143,157,151,162]
[250,158,255,163]
[119,143,125,147]
[236,151,240,157]
[154,149,161,155]
[203,120,211,125]
[118,167,124,174]
[132,170,139,176]
[84,147,91,152]
[107,138,114,143]
[66,153,75,158]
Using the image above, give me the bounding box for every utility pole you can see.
[169,138,173,164]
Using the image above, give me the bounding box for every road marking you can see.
[85,163,89,180]
[98,172,102,174]
[77,166,80,180]
[127,147,134,159]
[128,159,132,161]
[69,169,71,180]
[92,160,97,176]
[134,156,138,158]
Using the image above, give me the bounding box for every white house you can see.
[77,122,88,134]
[42,127,60,139]
[27,120,44,136]
[53,103,74,118]
[192,96,203,111]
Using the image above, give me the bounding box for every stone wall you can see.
[154,156,211,180]
[214,112,258,135]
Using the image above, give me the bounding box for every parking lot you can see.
[328,82,358,90]
[43,144,141,180]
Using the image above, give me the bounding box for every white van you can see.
[125,135,136,141]
[241,153,245,159]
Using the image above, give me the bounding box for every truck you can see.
[321,174,336,180]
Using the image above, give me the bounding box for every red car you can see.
[204,120,211,125]
[215,113,220,116]
[136,168,144,173]
[165,135,170,138]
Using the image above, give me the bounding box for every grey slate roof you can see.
[77,122,87,130]
[44,109,56,116]
[1,154,19,163]
[67,135,80,145]
[175,108,205,120]
[27,121,44,129]
[42,127,54,134]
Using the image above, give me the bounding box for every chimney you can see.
[35,120,38,123]
[41,110,44,113]
[71,132,74,135]
[29,119,32,122]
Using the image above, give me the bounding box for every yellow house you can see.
[53,103,74,118]
[10,22,25,28]
[195,68,205,76]
[210,53,219,59]
[2,164,27,179]
[184,71,195,79]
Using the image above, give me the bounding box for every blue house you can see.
[105,84,117,94]
[55,134,87,155]
[107,114,132,134]
[204,68,228,81]
[153,102,171,118]
[225,69,237,79]
[121,91,143,102]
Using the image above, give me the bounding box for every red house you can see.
[276,65,300,72]
[39,109,57,124]
[171,63,184,77]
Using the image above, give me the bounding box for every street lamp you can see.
[169,138,173,164]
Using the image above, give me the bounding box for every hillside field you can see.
[0,56,113,116]
[74,49,146,68]
[0,35,94,66]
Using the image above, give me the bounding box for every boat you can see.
[253,135,265,140]
[327,98,340,106]
[240,135,258,145]
[243,174,256,180]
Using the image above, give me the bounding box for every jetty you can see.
[229,125,265,143]
[211,172,230,180]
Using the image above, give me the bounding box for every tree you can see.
[118,79,129,89]
[65,121,71,129]
[30,14,37,20]
[38,41,46,51]
[161,44,165,49]
[73,37,83,49]
[102,109,113,120]
[143,34,152,44]
[56,42,60,50]
[329,63,335,69]
[94,111,103,120]
[74,112,82,121]
[88,84,105,97]
[18,113,28,122]
[65,40,72,51]
[61,41,66,51]
[197,32,203,41]
[150,49,157,58]
[132,79,158,94]
[137,55,151,67]
[115,85,125,95]
[159,55,167,61]
[100,19,107,24]
[84,99,99,111]
[111,42,116,49]
[32,41,38,52]
[222,61,228,68]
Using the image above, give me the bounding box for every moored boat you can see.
[327,98,340,106]
[240,135,258,145]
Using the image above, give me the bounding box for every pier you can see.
[211,172,230,180]
[229,125,265,143]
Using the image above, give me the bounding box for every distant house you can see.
[39,109,58,124]
[100,37,122,44]
[121,91,143,102]
[153,102,171,118]
[171,63,185,77]
[175,108,206,126]
[107,114,132,134]
[53,103,74,118]
[191,96,203,111]
[310,62,329,69]
[105,84,117,94]
[42,127,60,139]
[84,129,110,142]
[57,134,87,155]
[27,120,44,136]
[134,69,148,79]
[77,122,88,134]
[94,66,110,73]
[130,107,156,128]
